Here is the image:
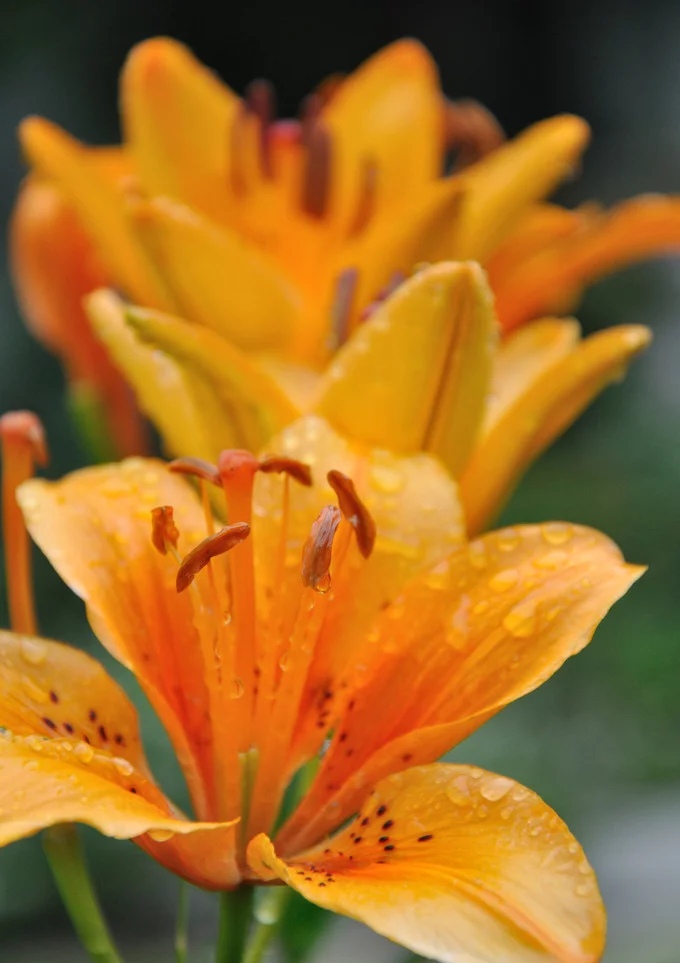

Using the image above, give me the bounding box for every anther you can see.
[169,457,221,487]
[176,523,250,593]
[301,120,332,219]
[258,455,313,487]
[348,158,378,237]
[329,268,358,351]
[150,506,180,556]
[245,79,276,178]
[301,505,341,592]
[444,98,505,170]
[327,471,376,558]
[0,411,49,466]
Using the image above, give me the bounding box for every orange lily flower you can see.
[2,412,642,961]
[86,261,651,535]
[11,37,679,424]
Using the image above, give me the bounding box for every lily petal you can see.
[249,764,605,963]
[86,289,215,462]
[18,119,170,309]
[278,522,641,851]
[460,324,652,534]
[18,459,214,815]
[491,195,680,331]
[130,196,301,352]
[323,39,442,228]
[125,304,300,457]
[454,115,591,261]
[317,262,497,474]
[121,37,239,224]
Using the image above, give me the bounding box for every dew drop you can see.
[20,638,47,666]
[541,522,573,546]
[279,651,290,672]
[496,529,520,552]
[314,572,332,594]
[112,757,134,777]
[502,600,537,638]
[446,788,471,807]
[575,882,591,897]
[23,759,39,772]
[480,777,511,802]
[369,465,404,494]
[500,806,513,821]
[230,677,245,700]
[533,550,568,570]
[20,676,49,704]
[149,829,174,843]
[488,568,518,593]
[467,543,487,570]
[74,742,94,764]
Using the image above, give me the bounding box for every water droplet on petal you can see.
[20,638,47,666]
[74,742,94,763]
[480,777,511,802]
[489,568,518,593]
[541,522,573,546]
[20,676,49,704]
[369,465,404,494]
[149,828,175,843]
[230,677,245,700]
[496,529,520,552]
[112,757,134,777]
[502,599,537,638]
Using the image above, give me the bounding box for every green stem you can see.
[67,383,118,464]
[215,887,253,963]
[175,882,189,963]
[42,825,123,963]
[243,887,291,963]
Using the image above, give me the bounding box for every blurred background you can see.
[0,0,678,960]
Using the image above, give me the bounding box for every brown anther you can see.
[360,271,406,323]
[176,523,250,593]
[348,157,378,237]
[327,471,376,559]
[246,79,276,178]
[258,456,312,487]
[151,506,180,556]
[301,120,332,219]
[329,268,358,351]
[229,103,249,197]
[0,411,49,466]
[444,98,505,170]
[169,457,221,487]
[301,505,341,592]
[218,450,260,483]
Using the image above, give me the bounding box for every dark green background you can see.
[0,1,678,960]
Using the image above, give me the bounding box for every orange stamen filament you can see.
[0,412,48,635]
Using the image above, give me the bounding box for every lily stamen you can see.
[175,523,250,593]
[0,411,48,635]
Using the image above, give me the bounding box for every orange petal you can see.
[0,730,238,888]
[0,630,148,771]
[86,289,216,462]
[121,37,239,224]
[250,415,465,771]
[278,522,641,851]
[18,459,213,816]
[130,196,301,353]
[10,177,145,456]
[460,324,652,534]
[18,118,171,309]
[249,764,605,963]
[454,115,590,261]
[317,262,497,474]
[492,195,680,331]
[125,302,300,456]
[323,40,442,228]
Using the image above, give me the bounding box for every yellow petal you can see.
[492,195,680,331]
[461,324,652,534]
[323,40,442,225]
[250,764,605,963]
[317,262,497,474]
[483,317,582,431]
[126,304,299,457]
[130,196,301,353]
[18,459,214,816]
[454,115,591,261]
[278,521,641,852]
[86,289,215,462]
[18,119,170,309]
[121,37,239,223]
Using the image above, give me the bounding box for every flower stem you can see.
[42,825,123,963]
[243,887,291,963]
[175,882,189,963]
[215,886,253,963]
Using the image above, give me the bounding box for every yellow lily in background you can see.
[1,413,642,961]
[87,261,651,534]
[11,38,680,455]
